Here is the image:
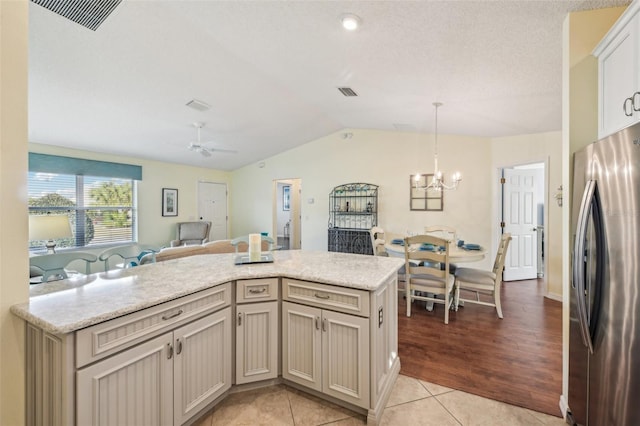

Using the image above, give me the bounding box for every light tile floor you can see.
[194,374,567,426]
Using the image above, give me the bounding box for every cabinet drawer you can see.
[282,278,369,317]
[76,282,231,368]
[236,278,279,303]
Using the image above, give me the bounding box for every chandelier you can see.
[414,102,462,191]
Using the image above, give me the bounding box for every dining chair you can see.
[454,233,512,318]
[424,225,458,273]
[30,252,98,283]
[369,226,388,256]
[98,244,159,270]
[424,225,457,242]
[404,234,455,324]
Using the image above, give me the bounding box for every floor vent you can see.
[31,0,122,31]
[338,87,358,97]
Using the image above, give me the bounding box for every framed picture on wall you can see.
[283,186,291,211]
[162,188,178,216]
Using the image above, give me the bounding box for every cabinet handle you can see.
[238,312,242,326]
[249,287,267,294]
[315,316,320,330]
[161,309,183,321]
[314,292,330,300]
[322,318,327,332]
[176,338,183,355]
[167,343,173,360]
[624,97,634,117]
[633,92,640,112]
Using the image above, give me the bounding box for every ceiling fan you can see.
[187,123,237,157]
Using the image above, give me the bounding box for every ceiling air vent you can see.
[186,99,211,112]
[30,0,122,31]
[338,87,358,97]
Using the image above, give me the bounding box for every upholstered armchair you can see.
[170,221,211,247]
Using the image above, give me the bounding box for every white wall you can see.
[491,131,563,299]
[231,128,495,269]
[0,1,28,424]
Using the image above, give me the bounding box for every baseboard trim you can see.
[545,292,562,302]
[559,394,568,419]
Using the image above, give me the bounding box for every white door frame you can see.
[272,178,301,249]
[493,159,548,288]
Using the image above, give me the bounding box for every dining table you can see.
[384,238,487,311]
[384,240,487,263]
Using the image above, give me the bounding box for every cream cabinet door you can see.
[322,309,370,408]
[76,333,174,426]
[598,10,640,138]
[282,301,370,408]
[173,307,232,426]
[236,301,279,384]
[282,301,322,392]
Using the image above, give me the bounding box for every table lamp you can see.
[29,214,73,254]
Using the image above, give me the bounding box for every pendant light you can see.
[414,102,462,191]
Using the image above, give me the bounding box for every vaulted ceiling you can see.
[29,0,630,170]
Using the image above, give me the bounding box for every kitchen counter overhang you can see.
[12,250,404,334]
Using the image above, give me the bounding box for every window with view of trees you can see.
[28,172,137,250]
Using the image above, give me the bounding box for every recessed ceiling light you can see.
[341,14,361,31]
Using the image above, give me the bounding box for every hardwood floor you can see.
[398,278,563,417]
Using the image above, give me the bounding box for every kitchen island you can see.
[12,250,403,426]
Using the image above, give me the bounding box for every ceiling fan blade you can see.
[199,148,212,157]
[209,147,237,154]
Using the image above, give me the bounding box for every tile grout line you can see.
[432,392,465,426]
[285,387,298,426]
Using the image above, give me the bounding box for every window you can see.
[28,153,142,251]
[410,174,443,211]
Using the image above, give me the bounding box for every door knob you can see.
[532,227,538,231]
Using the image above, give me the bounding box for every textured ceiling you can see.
[28,0,630,170]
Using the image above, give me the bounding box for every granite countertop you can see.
[11,250,404,334]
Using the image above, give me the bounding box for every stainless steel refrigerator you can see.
[568,122,640,425]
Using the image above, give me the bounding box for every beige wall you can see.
[0,1,29,424]
[491,131,563,298]
[230,127,571,273]
[29,143,232,270]
[561,5,626,412]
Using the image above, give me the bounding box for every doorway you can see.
[273,178,301,250]
[197,181,228,241]
[500,162,545,282]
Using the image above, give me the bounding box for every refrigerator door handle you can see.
[573,179,596,354]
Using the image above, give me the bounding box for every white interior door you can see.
[198,181,227,241]
[502,168,541,281]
